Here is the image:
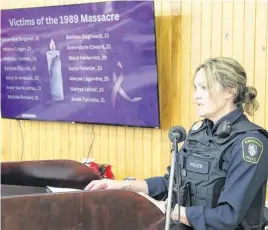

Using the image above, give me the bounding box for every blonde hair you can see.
[195,57,259,116]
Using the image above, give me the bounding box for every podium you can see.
[1,160,165,230]
[1,159,102,189]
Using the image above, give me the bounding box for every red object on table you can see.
[87,161,114,179]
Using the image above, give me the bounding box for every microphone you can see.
[165,126,186,230]
[168,126,186,143]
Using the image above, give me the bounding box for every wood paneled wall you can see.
[1,0,268,186]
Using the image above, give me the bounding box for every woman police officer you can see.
[85,57,268,230]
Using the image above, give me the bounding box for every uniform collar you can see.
[206,107,245,133]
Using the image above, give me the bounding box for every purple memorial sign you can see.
[1,1,160,128]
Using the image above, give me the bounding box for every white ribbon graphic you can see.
[111,61,142,108]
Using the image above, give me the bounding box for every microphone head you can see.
[168,126,186,143]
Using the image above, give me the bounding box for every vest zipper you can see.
[193,153,215,159]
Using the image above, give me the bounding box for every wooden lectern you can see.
[1,160,165,230]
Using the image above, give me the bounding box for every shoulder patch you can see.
[191,120,203,131]
[242,137,263,164]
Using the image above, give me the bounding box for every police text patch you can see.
[242,137,263,164]
[186,158,209,174]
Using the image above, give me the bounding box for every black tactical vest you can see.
[176,118,268,230]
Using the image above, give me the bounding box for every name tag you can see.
[186,158,209,174]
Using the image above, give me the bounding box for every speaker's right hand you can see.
[84,179,124,191]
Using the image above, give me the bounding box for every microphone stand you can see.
[165,140,180,230]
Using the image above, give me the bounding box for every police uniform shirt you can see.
[145,108,268,230]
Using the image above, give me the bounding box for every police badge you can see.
[191,120,203,131]
[242,137,263,164]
